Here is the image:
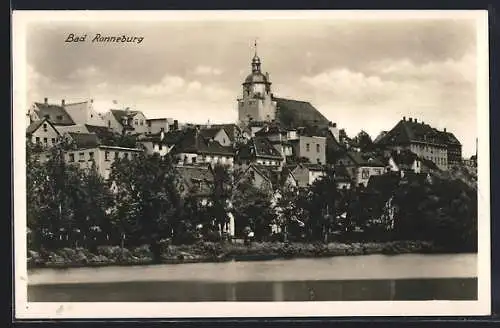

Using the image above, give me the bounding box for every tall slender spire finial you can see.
[254,39,258,56]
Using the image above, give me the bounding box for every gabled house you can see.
[336,151,386,187]
[169,128,235,167]
[289,163,325,188]
[176,164,214,199]
[28,98,75,126]
[235,136,284,169]
[26,117,62,148]
[103,109,148,135]
[205,123,243,145]
[200,126,233,147]
[63,99,107,127]
[387,149,422,174]
[242,164,296,192]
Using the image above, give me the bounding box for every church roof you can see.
[376,118,458,146]
[274,97,330,130]
[244,72,269,84]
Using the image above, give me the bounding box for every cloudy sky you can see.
[26,17,479,156]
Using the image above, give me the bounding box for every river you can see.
[28,253,477,302]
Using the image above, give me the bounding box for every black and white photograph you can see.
[13,10,490,318]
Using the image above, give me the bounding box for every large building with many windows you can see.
[375,117,461,171]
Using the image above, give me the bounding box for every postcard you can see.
[12,10,490,318]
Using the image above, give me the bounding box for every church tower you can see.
[237,41,277,125]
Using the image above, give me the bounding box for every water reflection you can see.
[28,278,477,302]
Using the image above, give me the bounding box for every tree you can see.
[352,130,374,152]
[108,153,182,261]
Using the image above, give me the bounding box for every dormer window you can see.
[56,115,63,121]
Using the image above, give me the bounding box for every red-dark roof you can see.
[67,132,100,149]
[170,129,234,156]
[237,137,282,160]
[346,151,385,167]
[376,119,460,146]
[176,165,214,196]
[34,102,75,126]
[26,118,60,135]
[110,109,141,126]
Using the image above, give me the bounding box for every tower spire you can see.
[254,39,258,57]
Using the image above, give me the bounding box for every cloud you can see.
[131,75,186,96]
[193,65,223,76]
[68,65,100,80]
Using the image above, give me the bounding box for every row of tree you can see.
[26,141,478,260]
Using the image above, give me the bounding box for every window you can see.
[316,144,320,153]
[159,144,163,151]
[51,138,56,144]
[108,120,111,128]
[160,127,165,132]
[69,153,75,162]
[35,137,40,143]
[88,152,94,161]
[43,123,48,132]
[90,114,93,118]
[306,143,310,151]
[124,153,129,160]
[192,157,197,164]
[134,119,138,125]
[78,152,85,162]
[56,115,63,121]
[140,120,144,126]
[361,169,370,179]
[43,137,48,144]
[115,152,119,160]
[105,151,110,161]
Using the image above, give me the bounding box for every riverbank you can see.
[27,240,461,270]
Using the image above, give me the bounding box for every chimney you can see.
[403,116,406,121]
[444,128,447,132]
[173,120,179,131]
[207,119,211,129]
[414,118,417,123]
[61,99,65,106]
[44,97,48,104]
[90,99,94,104]
[408,117,412,122]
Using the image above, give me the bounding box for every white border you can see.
[12,10,491,319]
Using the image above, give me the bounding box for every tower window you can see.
[306,143,310,151]
[316,144,320,153]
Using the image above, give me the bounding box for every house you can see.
[176,164,235,237]
[289,163,325,188]
[204,123,243,145]
[199,126,233,147]
[103,108,148,135]
[254,124,294,159]
[54,124,116,143]
[242,164,296,192]
[387,149,422,174]
[289,133,326,165]
[374,117,454,171]
[169,128,235,167]
[28,98,75,126]
[63,99,107,127]
[26,118,61,148]
[146,118,177,135]
[235,136,284,169]
[42,131,142,179]
[336,151,386,187]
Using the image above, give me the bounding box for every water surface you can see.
[28,253,477,302]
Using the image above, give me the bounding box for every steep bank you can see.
[27,240,465,270]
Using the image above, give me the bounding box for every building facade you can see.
[26,118,62,148]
